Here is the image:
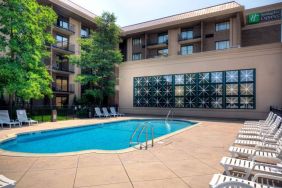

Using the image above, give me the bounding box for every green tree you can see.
[0,0,57,107]
[70,12,123,105]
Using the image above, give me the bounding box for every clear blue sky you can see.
[71,0,281,27]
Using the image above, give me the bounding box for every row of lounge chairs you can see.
[94,107,124,118]
[209,111,282,188]
[0,110,38,129]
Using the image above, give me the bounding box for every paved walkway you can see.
[0,117,242,188]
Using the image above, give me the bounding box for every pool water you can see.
[0,119,195,154]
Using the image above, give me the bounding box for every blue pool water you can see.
[0,119,195,154]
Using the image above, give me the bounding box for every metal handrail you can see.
[129,123,142,145]
[129,122,155,149]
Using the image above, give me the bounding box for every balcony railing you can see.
[52,83,75,93]
[52,43,75,53]
[178,34,201,41]
[147,39,168,46]
[52,63,75,73]
[55,23,75,33]
[147,53,168,59]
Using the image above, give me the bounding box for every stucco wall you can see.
[118,43,282,119]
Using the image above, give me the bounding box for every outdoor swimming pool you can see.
[0,119,196,154]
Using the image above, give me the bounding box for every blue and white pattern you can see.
[133,69,255,109]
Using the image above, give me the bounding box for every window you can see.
[133,69,255,109]
[54,54,68,71]
[216,40,229,50]
[57,16,69,30]
[55,77,68,92]
[215,22,230,31]
[181,30,193,40]
[157,48,168,56]
[56,35,69,49]
[56,96,68,107]
[181,45,193,55]
[81,27,90,38]
[132,38,142,46]
[158,33,168,44]
[132,53,142,61]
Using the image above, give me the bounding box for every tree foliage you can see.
[0,0,57,102]
[70,12,123,105]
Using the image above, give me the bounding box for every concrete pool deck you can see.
[0,117,242,188]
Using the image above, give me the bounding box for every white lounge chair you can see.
[210,173,282,188]
[244,112,274,126]
[110,107,124,116]
[94,107,108,118]
[16,110,38,126]
[220,156,282,179]
[237,119,282,143]
[0,175,16,188]
[102,107,112,117]
[228,144,282,163]
[0,110,21,128]
[240,114,277,131]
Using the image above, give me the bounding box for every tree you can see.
[70,12,123,105]
[0,0,57,107]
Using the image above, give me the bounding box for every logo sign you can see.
[248,13,261,24]
[247,9,281,25]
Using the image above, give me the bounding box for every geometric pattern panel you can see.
[133,69,256,109]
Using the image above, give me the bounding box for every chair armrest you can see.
[252,173,282,182]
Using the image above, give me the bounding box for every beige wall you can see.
[118,43,282,119]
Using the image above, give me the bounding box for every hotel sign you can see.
[247,9,281,24]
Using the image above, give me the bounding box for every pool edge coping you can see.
[0,118,200,157]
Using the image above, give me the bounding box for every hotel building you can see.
[118,2,282,119]
[3,1,281,119]
[35,0,96,106]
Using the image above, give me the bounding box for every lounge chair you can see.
[16,110,38,126]
[210,173,282,188]
[228,143,282,163]
[240,114,277,131]
[94,107,108,118]
[220,156,282,179]
[102,107,112,117]
[237,118,282,142]
[0,175,16,188]
[244,111,274,126]
[110,107,124,116]
[0,110,21,128]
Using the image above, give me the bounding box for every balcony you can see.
[52,43,75,54]
[146,39,168,49]
[147,53,168,59]
[51,62,75,74]
[178,34,201,45]
[53,24,75,35]
[52,83,75,94]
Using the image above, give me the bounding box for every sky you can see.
[71,0,281,27]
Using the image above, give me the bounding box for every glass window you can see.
[132,38,142,46]
[216,40,229,50]
[81,27,90,38]
[181,30,193,40]
[216,22,230,31]
[56,96,68,107]
[133,69,255,109]
[157,48,168,56]
[158,34,168,44]
[181,45,193,55]
[132,53,142,61]
[56,77,68,92]
[56,35,69,49]
[57,16,69,29]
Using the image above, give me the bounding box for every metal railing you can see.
[129,122,154,149]
[147,39,168,46]
[52,63,75,73]
[52,83,75,93]
[55,23,75,33]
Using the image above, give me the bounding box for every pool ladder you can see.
[129,122,154,150]
[165,109,174,122]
